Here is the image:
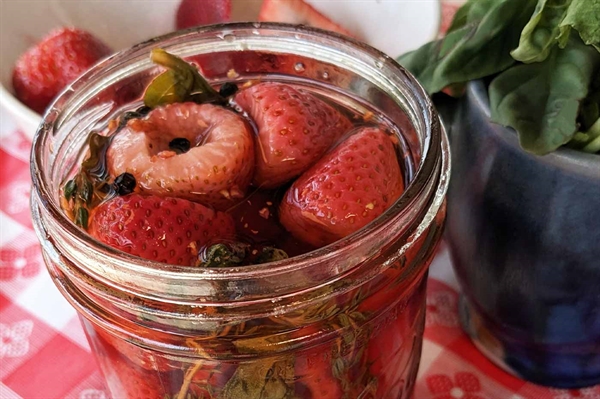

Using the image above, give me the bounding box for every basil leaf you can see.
[143,69,193,108]
[398,0,537,94]
[557,0,600,51]
[512,0,600,63]
[489,35,600,154]
[511,0,575,63]
[143,49,223,108]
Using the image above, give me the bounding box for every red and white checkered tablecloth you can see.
[0,107,597,399]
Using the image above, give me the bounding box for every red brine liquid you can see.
[59,51,435,399]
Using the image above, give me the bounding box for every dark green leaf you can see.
[144,49,224,108]
[397,0,537,94]
[64,179,77,201]
[77,176,94,205]
[199,243,249,267]
[254,247,288,264]
[75,207,89,229]
[446,0,474,33]
[489,35,600,154]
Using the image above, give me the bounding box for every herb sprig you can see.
[143,49,227,108]
[62,132,112,229]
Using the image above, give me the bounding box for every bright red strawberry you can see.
[279,127,404,247]
[102,355,172,399]
[107,103,255,210]
[235,82,352,188]
[12,27,112,114]
[88,194,235,266]
[176,0,231,30]
[259,0,353,37]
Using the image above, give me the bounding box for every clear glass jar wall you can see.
[31,23,450,399]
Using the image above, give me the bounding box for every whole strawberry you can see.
[259,0,352,37]
[235,82,352,188]
[88,194,235,266]
[176,0,231,30]
[12,27,112,114]
[107,102,255,211]
[279,127,404,247]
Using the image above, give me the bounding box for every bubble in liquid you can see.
[252,29,260,36]
[322,71,330,80]
[375,61,384,69]
[294,62,306,72]
[223,34,236,42]
[252,22,261,29]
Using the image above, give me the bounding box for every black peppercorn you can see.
[113,173,136,196]
[169,138,191,154]
[219,82,238,97]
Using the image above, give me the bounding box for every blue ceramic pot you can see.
[442,81,600,388]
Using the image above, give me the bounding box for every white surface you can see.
[1,0,439,142]
[307,0,440,56]
[15,270,77,331]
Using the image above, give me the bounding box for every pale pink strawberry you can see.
[235,82,352,188]
[89,194,235,266]
[107,103,254,210]
[279,127,404,247]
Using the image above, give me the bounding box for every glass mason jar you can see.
[31,23,450,399]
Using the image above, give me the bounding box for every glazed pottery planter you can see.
[443,80,600,388]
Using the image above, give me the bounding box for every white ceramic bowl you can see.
[0,0,439,141]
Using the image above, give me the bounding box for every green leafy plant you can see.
[398,0,600,155]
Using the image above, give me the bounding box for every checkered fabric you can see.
[1,107,594,398]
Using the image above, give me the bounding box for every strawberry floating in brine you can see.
[89,194,235,266]
[279,127,405,247]
[107,102,255,210]
[235,82,352,188]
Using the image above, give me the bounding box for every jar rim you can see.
[31,22,449,291]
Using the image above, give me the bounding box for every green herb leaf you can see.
[511,0,576,63]
[255,247,289,264]
[75,207,89,229]
[218,358,294,399]
[198,243,249,268]
[397,0,537,94]
[557,0,600,51]
[77,175,94,205]
[489,35,600,154]
[512,0,600,63]
[144,49,224,108]
[580,117,600,153]
[64,179,77,201]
